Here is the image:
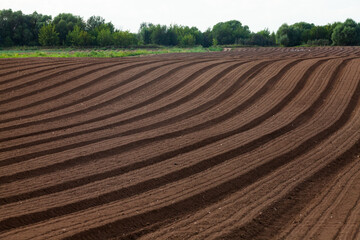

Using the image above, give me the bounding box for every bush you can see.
[306,39,330,46]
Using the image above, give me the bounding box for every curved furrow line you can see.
[0,61,103,96]
[0,60,248,143]
[60,58,359,240]
[0,58,318,203]
[0,59,238,152]
[0,52,357,238]
[0,58,76,74]
[0,59,245,144]
[152,59,357,239]
[0,59,227,142]
[0,62,80,90]
[205,60,360,240]
[0,61,74,80]
[0,58,189,124]
[0,59,182,116]
[282,159,360,240]
[218,138,360,240]
[4,55,345,237]
[0,61,132,108]
[0,57,159,93]
[302,165,360,239]
[190,110,360,240]
[0,60,269,170]
[0,58,310,212]
[118,96,360,239]
[332,189,360,240]
[0,59,38,68]
[0,58,213,128]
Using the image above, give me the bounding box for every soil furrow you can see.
[1,49,359,240]
[0,58,319,203]
[0,62,94,95]
[0,59,175,122]
[0,59,213,129]
[45,57,356,239]
[0,60,269,173]
[0,60,236,152]
[0,61,134,112]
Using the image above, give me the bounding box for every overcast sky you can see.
[2,0,360,33]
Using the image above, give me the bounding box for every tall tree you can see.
[86,16,105,32]
[66,25,91,46]
[53,13,85,44]
[212,20,250,45]
[38,24,59,46]
[0,9,49,46]
[332,19,360,46]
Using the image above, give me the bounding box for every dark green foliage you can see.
[97,27,113,46]
[53,13,85,44]
[212,20,251,45]
[331,19,360,46]
[248,29,276,46]
[38,24,59,46]
[1,8,360,48]
[138,22,153,44]
[306,39,330,46]
[276,23,302,47]
[0,9,51,46]
[201,28,213,47]
[66,25,91,46]
[86,16,105,32]
[150,24,169,45]
[172,25,202,46]
[113,31,138,47]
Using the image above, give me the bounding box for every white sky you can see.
[2,0,360,33]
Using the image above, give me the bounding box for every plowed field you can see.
[1,47,360,240]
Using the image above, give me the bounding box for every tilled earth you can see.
[0,47,360,239]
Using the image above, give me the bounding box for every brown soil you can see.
[0,47,360,240]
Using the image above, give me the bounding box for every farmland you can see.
[0,47,360,239]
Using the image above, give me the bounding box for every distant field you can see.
[0,46,223,58]
[1,47,360,240]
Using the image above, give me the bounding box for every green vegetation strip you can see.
[0,46,223,58]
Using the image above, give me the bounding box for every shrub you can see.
[306,39,330,46]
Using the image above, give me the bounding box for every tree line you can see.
[1,9,360,48]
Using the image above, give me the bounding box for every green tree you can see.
[276,23,301,46]
[138,22,154,44]
[0,9,50,46]
[212,20,251,45]
[53,13,85,44]
[28,11,52,45]
[113,31,138,47]
[250,29,275,46]
[97,27,113,46]
[86,16,105,31]
[38,24,59,46]
[66,25,91,46]
[180,34,195,46]
[292,22,314,43]
[202,28,213,47]
[331,19,360,46]
[150,24,169,45]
